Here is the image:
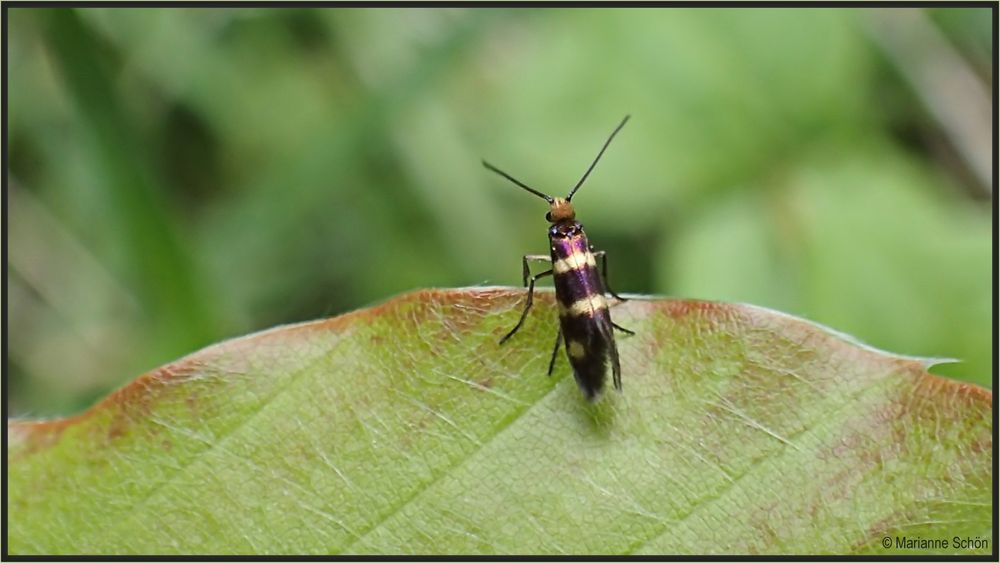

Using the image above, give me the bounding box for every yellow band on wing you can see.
[553,250,597,274]
[558,293,608,317]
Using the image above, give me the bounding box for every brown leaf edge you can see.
[7,287,992,457]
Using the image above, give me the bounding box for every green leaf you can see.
[7,289,991,555]
[664,153,993,388]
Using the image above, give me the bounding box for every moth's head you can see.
[545,197,576,223]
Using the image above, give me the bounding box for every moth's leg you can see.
[610,340,622,392]
[547,325,563,376]
[592,249,634,336]
[612,321,636,336]
[592,249,627,302]
[521,254,551,287]
[499,268,553,344]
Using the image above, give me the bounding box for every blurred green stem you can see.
[44,8,219,354]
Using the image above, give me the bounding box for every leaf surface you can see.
[7,289,992,555]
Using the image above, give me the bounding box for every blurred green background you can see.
[7,7,993,417]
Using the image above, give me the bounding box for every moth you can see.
[483,115,633,400]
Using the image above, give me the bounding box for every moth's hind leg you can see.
[612,321,635,336]
[608,332,623,392]
[547,325,563,376]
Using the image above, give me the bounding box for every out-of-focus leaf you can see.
[471,8,871,219]
[665,152,992,387]
[43,9,219,352]
[8,289,991,555]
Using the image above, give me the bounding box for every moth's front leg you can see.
[520,254,552,287]
[500,266,553,344]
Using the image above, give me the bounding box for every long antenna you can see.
[566,114,630,201]
[482,160,554,203]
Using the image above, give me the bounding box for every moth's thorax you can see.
[548,220,584,240]
[549,219,601,309]
[549,221,589,259]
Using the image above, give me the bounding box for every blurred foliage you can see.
[7,7,993,416]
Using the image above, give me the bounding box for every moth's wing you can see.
[564,311,617,400]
